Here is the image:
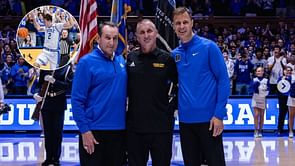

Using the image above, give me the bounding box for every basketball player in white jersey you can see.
[33,13,74,70]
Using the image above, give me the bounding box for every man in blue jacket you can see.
[172,7,230,166]
[71,22,127,166]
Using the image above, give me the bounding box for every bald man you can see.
[126,19,178,166]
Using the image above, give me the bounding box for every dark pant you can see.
[179,122,226,166]
[79,130,125,166]
[127,131,173,166]
[278,94,289,131]
[41,108,65,162]
[59,54,70,67]
[270,84,278,95]
[14,86,27,95]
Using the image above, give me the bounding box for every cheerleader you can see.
[287,72,295,138]
[251,67,269,138]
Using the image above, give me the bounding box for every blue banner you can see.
[0,98,285,131]
[110,0,131,55]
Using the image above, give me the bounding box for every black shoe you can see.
[276,130,282,137]
[52,160,60,166]
[41,160,53,166]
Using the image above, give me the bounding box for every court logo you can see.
[129,61,135,67]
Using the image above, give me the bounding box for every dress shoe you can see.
[41,160,53,166]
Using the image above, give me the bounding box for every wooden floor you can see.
[0,133,294,166]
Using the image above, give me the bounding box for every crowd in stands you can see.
[127,20,295,96]
[17,6,79,47]
[1,0,295,96]
[1,0,295,17]
[1,20,294,96]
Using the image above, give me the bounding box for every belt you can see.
[44,47,59,52]
[47,90,65,97]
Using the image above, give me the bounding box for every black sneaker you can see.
[276,130,282,137]
[52,160,60,166]
[41,160,53,166]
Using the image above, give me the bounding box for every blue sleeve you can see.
[252,80,260,94]
[10,65,17,78]
[290,82,295,97]
[23,66,29,81]
[234,60,239,75]
[286,76,292,83]
[1,68,10,83]
[277,77,282,83]
[71,58,92,133]
[208,42,230,120]
[248,60,254,72]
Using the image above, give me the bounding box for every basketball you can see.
[18,27,29,38]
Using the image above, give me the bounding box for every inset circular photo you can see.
[16,6,80,70]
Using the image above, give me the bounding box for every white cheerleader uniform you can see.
[251,77,269,109]
[287,76,295,107]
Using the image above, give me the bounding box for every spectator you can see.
[10,56,29,95]
[275,0,287,17]
[267,45,286,94]
[287,42,295,58]
[243,0,260,16]
[25,13,38,48]
[262,23,275,39]
[230,0,245,16]
[223,50,235,94]
[234,51,254,95]
[252,48,268,73]
[21,34,35,47]
[257,0,275,16]
[36,12,45,46]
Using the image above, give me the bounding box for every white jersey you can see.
[44,23,64,51]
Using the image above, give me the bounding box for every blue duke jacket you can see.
[71,47,127,133]
[171,34,230,123]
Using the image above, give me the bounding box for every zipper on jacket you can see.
[112,61,117,73]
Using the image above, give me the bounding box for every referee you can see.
[59,29,73,67]
[126,19,178,166]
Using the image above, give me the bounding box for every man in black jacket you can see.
[126,19,178,166]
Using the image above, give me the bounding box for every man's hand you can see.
[0,102,4,109]
[44,75,56,84]
[82,131,99,155]
[209,117,224,137]
[17,68,24,73]
[33,93,43,103]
